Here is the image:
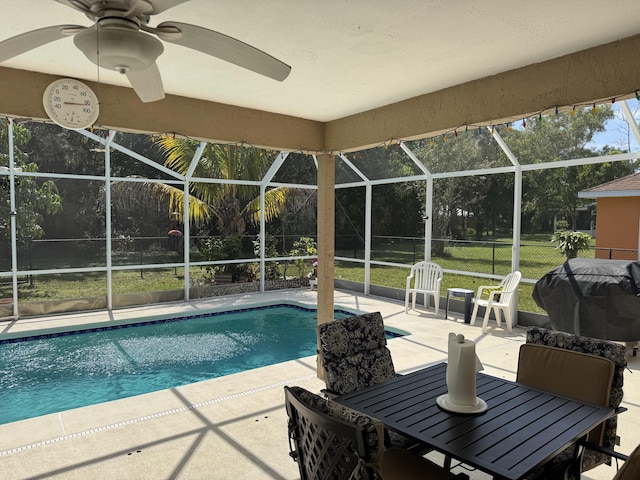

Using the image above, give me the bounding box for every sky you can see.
[587,98,640,152]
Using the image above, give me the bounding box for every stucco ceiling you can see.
[2,0,640,124]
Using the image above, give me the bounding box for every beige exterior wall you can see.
[0,67,325,152]
[2,33,640,153]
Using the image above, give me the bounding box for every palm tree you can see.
[110,138,313,238]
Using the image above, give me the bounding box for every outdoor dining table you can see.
[334,362,615,480]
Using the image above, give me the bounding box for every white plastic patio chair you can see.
[404,261,443,315]
[470,271,521,333]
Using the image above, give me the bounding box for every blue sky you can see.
[587,99,640,152]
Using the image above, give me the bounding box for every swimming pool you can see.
[0,303,405,425]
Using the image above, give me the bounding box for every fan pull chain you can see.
[95,23,101,108]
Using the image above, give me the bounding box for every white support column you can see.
[186,142,207,178]
[260,152,288,292]
[182,142,207,301]
[489,127,522,326]
[488,127,522,272]
[620,100,640,148]
[183,180,190,301]
[105,131,116,310]
[7,119,18,317]
[259,182,266,293]
[424,175,433,262]
[338,155,371,293]
[316,153,335,379]
[364,182,372,294]
[399,142,433,263]
[512,166,523,271]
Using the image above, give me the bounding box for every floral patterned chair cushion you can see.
[318,312,396,395]
[526,326,627,474]
[319,311,389,361]
[317,313,438,456]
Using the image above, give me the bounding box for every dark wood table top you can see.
[334,362,614,480]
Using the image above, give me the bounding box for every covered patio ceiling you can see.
[1,0,640,153]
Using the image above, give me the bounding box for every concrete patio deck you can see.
[0,289,638,479]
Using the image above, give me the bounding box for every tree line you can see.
[1,105,638,265]
[336,105,637,246]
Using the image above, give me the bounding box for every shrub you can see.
[252,236,281,280]
[551,231,591,260]
[289,237,318,278]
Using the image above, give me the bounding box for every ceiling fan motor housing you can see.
[73,19,163,73]
[0,0,290,104]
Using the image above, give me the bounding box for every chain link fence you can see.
[338,235,638,280]
[7,234,639,280]
[2,234,638,316]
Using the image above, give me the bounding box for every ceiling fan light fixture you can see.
[73,23,163,73]
[0,0,290,104]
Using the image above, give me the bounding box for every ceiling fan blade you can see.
[126,62,165,102]
[0,25,86,63]
[54,0,92,15]
[155,21,291,81]
[147,0,192,14]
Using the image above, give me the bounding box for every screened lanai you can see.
[2,1,640,327]
[2,103,639,321]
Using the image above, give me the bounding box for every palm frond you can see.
[245,187,316,226]
[107,176,211,226]
[153,138,302,234]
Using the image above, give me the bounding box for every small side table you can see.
[445,288,474,323]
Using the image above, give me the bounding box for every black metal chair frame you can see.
[285,385,380,480]
[285,385,470,480]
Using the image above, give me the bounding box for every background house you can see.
[579,173,640,260]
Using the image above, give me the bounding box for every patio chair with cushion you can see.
[612,442,640,480]
[318,312,396,397]
[525,327,628,476]
[470,270,521,333]
[441,342,617,476]
[284,385,467,480]
[516,343,616,479]
[317,311,429,453]
[405,261,443,315]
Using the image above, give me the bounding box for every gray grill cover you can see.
[532,258,640,341]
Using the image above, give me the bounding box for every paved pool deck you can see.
[0,289,638,479]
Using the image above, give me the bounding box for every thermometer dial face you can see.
[43,78,99,130]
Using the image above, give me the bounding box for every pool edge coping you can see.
[0,299,365,342]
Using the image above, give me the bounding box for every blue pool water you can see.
[0,304,404,425]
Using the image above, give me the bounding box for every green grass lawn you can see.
[4,265,542,313]
[3,234,579,314]
[335,262,541,313]
[335,233,587,314]
[2,269,185,303]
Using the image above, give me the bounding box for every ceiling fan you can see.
[0,0,291,103]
